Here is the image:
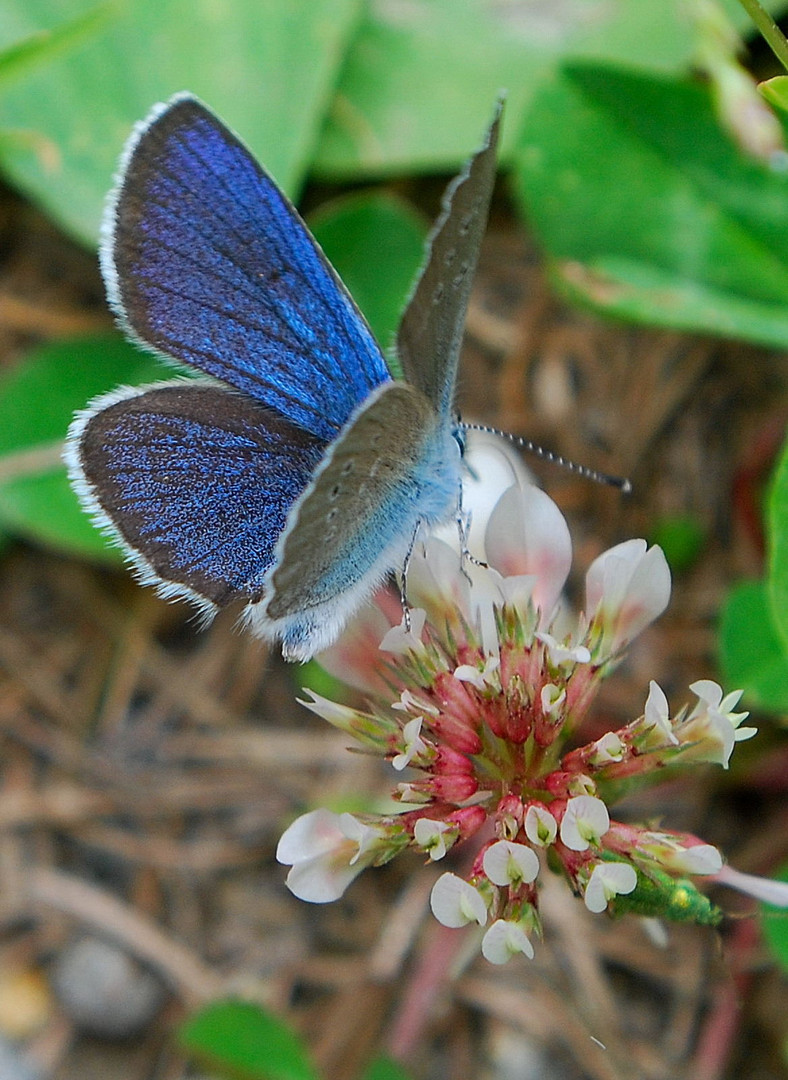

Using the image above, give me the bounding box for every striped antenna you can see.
[461,422,632,494]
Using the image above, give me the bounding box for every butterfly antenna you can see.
[461,422,632,494]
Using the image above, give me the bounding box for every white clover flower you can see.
[298,690,365,732]
[590,731,625,764]
[536,630,591,668]
[392,689,439,716]
[584,861,638,913]
[430,873,488,928]
[379,609,428,655]
[483,840,540,887]
[392,717,427,771]
[481,919,535,964]
[679,680,757,768]
[560,795,610,851]
[642,680,679,745]
[454,654,500,691]
[665,844,723,876]
[276,473,758,961]
[586,540,671,658]
[276,809,378,903]
[413,817,453,860]
[485,483,572,616]
[524,804,558,846]
[540,683,566,718]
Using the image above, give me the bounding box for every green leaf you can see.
[179,999,318,1080]
[718,580,788,712]
[0,0,364,244]
[513,62,788,347]
[309,191,427,354]
[0,335,168,558]
[768,435,788,650]
[312,0,777,178]
[0,3,111,88]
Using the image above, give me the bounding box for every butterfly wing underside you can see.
[396,101,502,418]
[258,381,460,659]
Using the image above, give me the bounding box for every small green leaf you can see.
[513,62,788,347]
[0,334,168,558]
[719,580,788,712]
[179,999,318,1080]
[309,191,427,354]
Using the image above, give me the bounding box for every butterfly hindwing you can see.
[103,95,392,442]
[66,382,325,611]
[396,100,501,418]
[258,381,461,659]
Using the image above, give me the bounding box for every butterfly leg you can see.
[397,519,424,631]
[455,477,488,582]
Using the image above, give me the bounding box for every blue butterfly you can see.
[65,94,501,660]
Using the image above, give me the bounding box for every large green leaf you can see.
[309,190,427,354]
[512,62,788,346]
[0,0,364,244]
[312,0,781,178]
[0,335,168,558]
[179,999,318,1080]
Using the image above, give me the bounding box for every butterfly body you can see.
[66,95,500,660]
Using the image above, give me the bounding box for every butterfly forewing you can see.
[104,96,391,442]
[396,101,501,418]
[68,382,325,609]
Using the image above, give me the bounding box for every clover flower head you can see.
[278,438,760,962]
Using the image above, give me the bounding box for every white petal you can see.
[592,731,624,763]
[688,679,723,712]
[276,809,346,864]
[560,795,610,851]
[414,818,451,861]
[380,609,427,654]
[285,857,363,903]
[665,844,723,875]
[432,432,528,560]
[483,840,540,887]
[481,919,534,964]
[524,804,558,846]
[486,484,572,614]
[430,873,487,928]
[392,716,426,771]
[584,862,637,913]
[586,541,671,652]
